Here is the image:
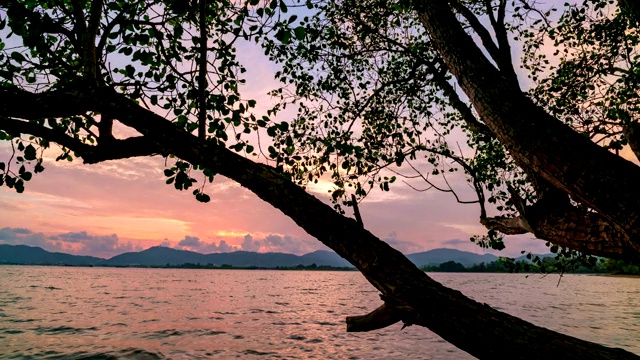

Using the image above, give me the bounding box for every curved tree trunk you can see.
[1,87,638,359]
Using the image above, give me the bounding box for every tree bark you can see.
[482,205,639,261]
[1,87,637,359]
[415,1,640,244]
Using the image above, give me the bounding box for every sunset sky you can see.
[1,146,528,258]
[3,6,636,260]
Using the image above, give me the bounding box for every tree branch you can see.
[351,194,364,227]
[484,0,518,86]
[482,201,640,261]
[0,87,93,119]
[70,0,87,46]
[346,294,418,332]
[347,303,402,332]
[198,0,208,140]
[448,0,501,66]
[0,117,160,163]
[481,215,532,234]
[97,114,115,143]
[1,117,91,153]
[420,58,494,139]
[97,12,125,62]
[85,0,104,81]
[448,0,520,86]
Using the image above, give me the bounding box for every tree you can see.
[0,0,638,359]
[438,260,466,272]
[267,0,640,263]
[417,0,640,262]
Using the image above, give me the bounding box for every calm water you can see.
[0,267,638,359]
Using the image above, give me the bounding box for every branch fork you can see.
[346,295,416,332]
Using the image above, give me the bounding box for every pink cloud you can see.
[0,227,142,258]
[175,235,234,253]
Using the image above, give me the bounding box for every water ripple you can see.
[32,326,99,335]
[0,267,638,359]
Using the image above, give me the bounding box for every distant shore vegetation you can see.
[0,262,357,271]
[420,258,640,275]
[2,259,639,275]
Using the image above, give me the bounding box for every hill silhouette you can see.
[0,244,504,268]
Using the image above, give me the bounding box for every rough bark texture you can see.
[482,206,639,261]
[416,1,640,251]
[1,86,637,359]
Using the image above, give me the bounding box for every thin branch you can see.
[448,0,501,67]
[96,10,126,63]
[70,0,87,46]
[426,59,494,138]
[418,147,487,218]
[351,193,364,227]
[493,0,518,86]
[198,0,208,139]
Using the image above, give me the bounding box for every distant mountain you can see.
[299,250,352,267]
[0,245,354,268]
[407,248,498,267]
[105,246,209,266]
[205,250,308,267]
[106,247,353,267]
[0,244,103,265]
[0,244,502,268]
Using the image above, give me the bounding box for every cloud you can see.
[0,227,142,258]
[0,227,60,250]
[177,235,201,248]
[439,235,550,258]
[52,231,100,243]
[159,239,172,247]
[442,238,471,246]
[241,234,261,252]
[170,233,328,255]
[11,228,32,234]
[1,227,327,258]
[257,234,329,254]
[52,231,142,257]
[383,231,425,254]
[175,236,235,253]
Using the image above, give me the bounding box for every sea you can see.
[0,266,638,359]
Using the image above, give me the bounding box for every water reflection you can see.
[0,267,638,359]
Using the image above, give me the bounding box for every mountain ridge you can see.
[0,244,507,268]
